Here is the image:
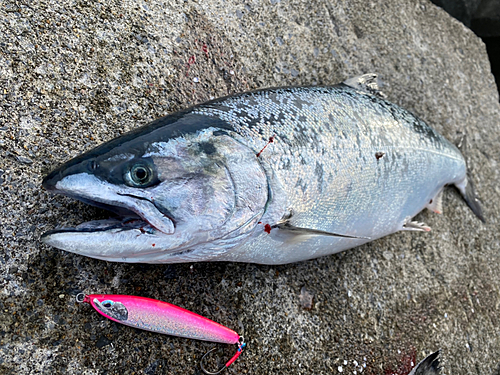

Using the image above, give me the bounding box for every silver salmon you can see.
[41,74,483,264]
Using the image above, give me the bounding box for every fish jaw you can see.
[40,219,201,263]
[40,215,264,263]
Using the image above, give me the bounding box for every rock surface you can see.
[1,0,499,374]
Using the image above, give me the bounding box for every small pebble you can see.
[338,366,343,373]
[59,294,65,299]
[17,156,33,165]
[383,251,393,260]
[193,77,199,83]
[299,286,314,310]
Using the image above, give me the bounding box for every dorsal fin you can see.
[343,73,387,98]
[426,189,444,214]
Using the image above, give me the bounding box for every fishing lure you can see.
[76,293,245,374]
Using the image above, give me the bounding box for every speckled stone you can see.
[1,0,499,374]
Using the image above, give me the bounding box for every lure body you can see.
[83,294,239,344]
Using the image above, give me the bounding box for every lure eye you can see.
[102,300,114,308]
[124,161,156,187]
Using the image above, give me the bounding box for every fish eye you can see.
[132,165,149,182]
[125,162,155,187]
[90,160,99,171]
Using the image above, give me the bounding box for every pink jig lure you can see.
[77,293,245,374]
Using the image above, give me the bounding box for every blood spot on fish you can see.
[152,244,156,247]
[375,152,385,160]
[256,136,275,157]
[258,221,272,234]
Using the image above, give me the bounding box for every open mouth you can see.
[39,197,176,262]
[41,172,176,236]
[40,172,200,263]
[40,194,168,238]
[42,216,152,236]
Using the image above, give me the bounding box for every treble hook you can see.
[200,337,246,375]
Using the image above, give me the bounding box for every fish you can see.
[41,74,484,264]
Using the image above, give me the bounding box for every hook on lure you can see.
[76,293,246,371]
[200,336,246,374]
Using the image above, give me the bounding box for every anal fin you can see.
[426,189,443,214]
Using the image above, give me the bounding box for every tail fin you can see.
[455,133,485,223]
[455,173,485,223]
[408,350,441,375]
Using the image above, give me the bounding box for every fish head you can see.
[41,113,269,263]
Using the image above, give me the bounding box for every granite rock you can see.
[1,0,499,374]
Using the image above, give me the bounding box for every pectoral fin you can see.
[275,222,370,239]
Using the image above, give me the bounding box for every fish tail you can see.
[454,133,485,222]
[455,173,485,223]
